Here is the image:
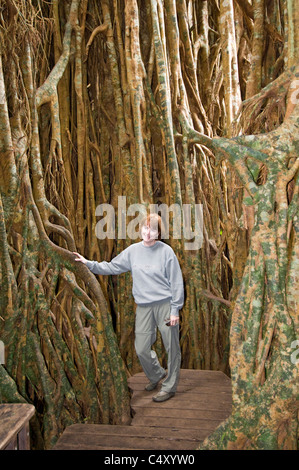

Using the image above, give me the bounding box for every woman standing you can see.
[74,214,184,402]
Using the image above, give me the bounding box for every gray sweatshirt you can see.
[86,241,184,317]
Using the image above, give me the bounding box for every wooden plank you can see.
[129,378,232,387]
[53,424,202,450]
[54,444,140,450]
[54,442,199,450]
[128,370,232,396]
[131,406,230,421]
[130,415,224,430]
[17,423,31,450]
[129,383,232,394]
[4,435,18,451]
[129,369,230,379]
[54,435,199,450]
[56,423,205,441]
[128,369,231,387]
[131,394,232,410]
[0,404,35,450]
[130,391,232,404]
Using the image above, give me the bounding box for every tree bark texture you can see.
[0,0,298,449]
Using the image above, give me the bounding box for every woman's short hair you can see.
[139,213,163,240]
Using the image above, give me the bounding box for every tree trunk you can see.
[196,63,299,452]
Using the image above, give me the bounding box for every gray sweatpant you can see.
[134,300,181,393]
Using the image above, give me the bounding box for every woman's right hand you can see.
[73,252,88,264]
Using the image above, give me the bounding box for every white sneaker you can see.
[152,391,175,402]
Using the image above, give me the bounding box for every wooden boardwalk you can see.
[53,369,232,450]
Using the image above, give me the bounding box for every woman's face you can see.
[141,224,158,243]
